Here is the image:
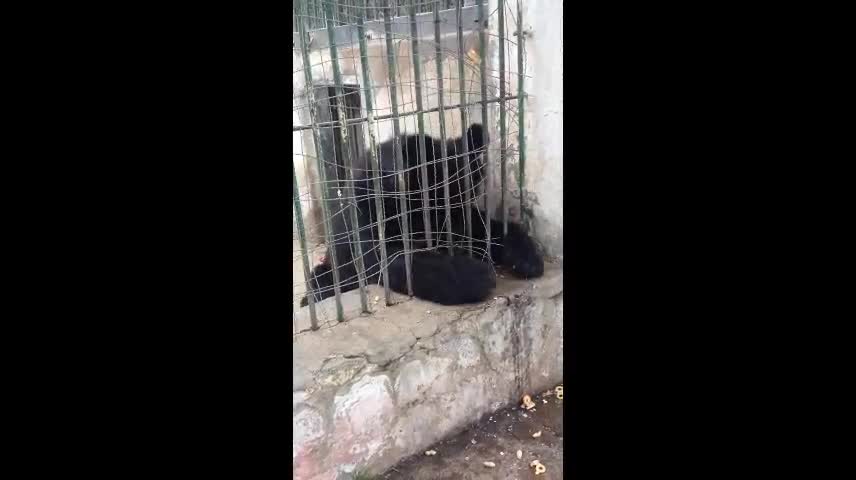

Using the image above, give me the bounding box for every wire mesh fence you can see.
[295,0,477,31]
[293,0,529,335]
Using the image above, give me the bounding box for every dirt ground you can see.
[380,384,564,480]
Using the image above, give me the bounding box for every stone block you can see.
[292,263,564,479]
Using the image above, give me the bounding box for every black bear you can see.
[300,124,543,306]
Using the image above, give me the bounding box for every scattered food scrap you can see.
[521,394,536,410]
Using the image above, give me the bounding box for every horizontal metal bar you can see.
[293,94,520,131]
[293,4,480,49]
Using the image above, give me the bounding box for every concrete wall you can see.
[521,0,563,260]
[293,263,563,479]
[485,0,564,259]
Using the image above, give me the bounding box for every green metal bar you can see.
[498,0,508,236]
[324,1,370,314]
[384,3,414,296]
[456,0,473,256]
[293,161,318,329]
[434,2,454,251]
[477,0,492,259]
[516,0,526,221]
[296,0,345,322]
[357,0,393,305]
[409,1,433,249]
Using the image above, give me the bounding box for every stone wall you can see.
[293,263,564,480]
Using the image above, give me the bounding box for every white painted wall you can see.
[529,0,564,259]
[486,0,563,259]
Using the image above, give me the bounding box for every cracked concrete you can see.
[293,262,563,480]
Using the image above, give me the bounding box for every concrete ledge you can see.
[293,263,563,480]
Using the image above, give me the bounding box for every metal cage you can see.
[293,0,527,333]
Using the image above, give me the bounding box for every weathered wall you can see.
[520,0,563,259]
[293,263,563,480]
[485,0,564,259]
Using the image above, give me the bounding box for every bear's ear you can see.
[466,124,486,152]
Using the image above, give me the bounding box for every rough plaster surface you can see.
[522,0,564,260]
[484,0,564,260]
[293,263,563,480]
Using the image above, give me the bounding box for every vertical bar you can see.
[476,0,492,259]
[296,1,346,322]
[324,1,370,313]
[409,1,433,248]
[357,0,393,305]
[434,2,454,251]
[517,0,526,221]
[293,162,318,329]
[384,2,414,296]
[456,0,473,256]
[498,0,508,236]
